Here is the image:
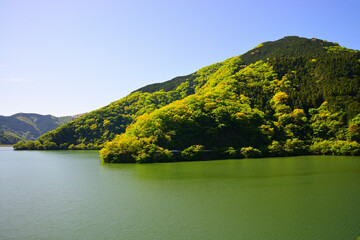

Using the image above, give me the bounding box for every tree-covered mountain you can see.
[0,131,22,145]
[14,59,226,150]
[133,36,339,94]
[14,36,360,162]
[0,113,76,144]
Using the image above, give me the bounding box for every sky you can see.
[1,0,359,117]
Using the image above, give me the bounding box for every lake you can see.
[0,146,359,240]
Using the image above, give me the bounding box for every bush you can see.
[310,140,360,156]
[25,141,37,150]
[14,140,44,150]
[100,134,171,163]
[59,143,69,150]
[181,145,205,161]
[284,138,308,155]
[43,142,58,150]
[240,147,262,158]
[310,140,333,155]
[68,144,76,150]
[68,143,88,150]
[267,141,284,156]
[135,144,173,163]
[224,147,238,159]
[13,141,26,150]
[100,140,137,163]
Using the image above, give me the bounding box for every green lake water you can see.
[0,146,360,240]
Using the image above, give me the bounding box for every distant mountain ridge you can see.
[0,113,76,144]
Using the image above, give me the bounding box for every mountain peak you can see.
[240,36,340,65]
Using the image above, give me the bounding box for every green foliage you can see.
[240,147,262,158]
[310,140,360,156]
[38,91,181,150]
[309,102,346,141]
[133,74,197,93]
[224,147,238,159]
[136,144,173,163]
[181,145,205,161]
[0,131,23,144]
[100,134,172,163]
[241,36,338,65]
[268,141,284,156]
[270,51,360,119]
[13,139,60,150]
[284,138,308,155]
[324,46,358,54]
[347,114,360,142]
[100,135,145,163]
[108,61,270,160]
[13,141,26,150]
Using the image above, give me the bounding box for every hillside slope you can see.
[16,59,228,149]
[133,36,338,94]
[0,113,75,144]
[14,36,360,160]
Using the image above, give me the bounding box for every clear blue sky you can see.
[1,0,359,116]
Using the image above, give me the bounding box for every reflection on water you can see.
[103,155,360,181]
[1,150,360,240]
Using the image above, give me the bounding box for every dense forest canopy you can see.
[14,36,360,163]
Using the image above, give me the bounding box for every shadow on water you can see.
[100,155,360,181]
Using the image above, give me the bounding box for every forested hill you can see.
[0,113,75,144]
[133,74,197,93]
[14,36,360,162]
[133,36,340,94]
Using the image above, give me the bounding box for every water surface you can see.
[1,147,359,239]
